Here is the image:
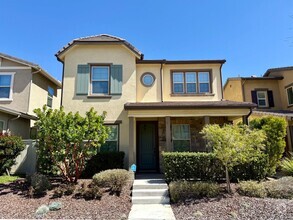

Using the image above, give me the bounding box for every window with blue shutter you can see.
[110,65,123,95]
[76,64,90,95]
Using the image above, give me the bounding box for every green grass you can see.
[0,175,20,184]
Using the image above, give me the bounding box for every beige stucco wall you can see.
[223,79,244,102]
[0,112,30,138]
[136,64,162,102]
[242,80,281,109]
[62,44,137,168]
[1,58,26,67]
[161,63,223,101]
[28,73,61,115]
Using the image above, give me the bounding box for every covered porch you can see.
[125,101,255,172]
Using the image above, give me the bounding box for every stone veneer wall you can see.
[158,116,229,171]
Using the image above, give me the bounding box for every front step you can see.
[132,189,168,197]
[132,196,170,204]
[133,180,168,190]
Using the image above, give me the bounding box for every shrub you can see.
[28,173,51,196]
[162,152,269,183]
[250,116,287,175]
[264,177,293,199]
[0,134,25,174]
[238,181,267,198]
[82,152,125,178]
[92,169,130,194]
[169,181,220,203]
[280,156,293,176]
[74,182,102,200]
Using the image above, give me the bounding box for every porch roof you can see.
[0,106,38,120]
[124,100,256,110]
[253,109,293,120]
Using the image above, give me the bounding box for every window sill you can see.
[0,99,13,102]
[87,95,112,99]
[170,93,215,97]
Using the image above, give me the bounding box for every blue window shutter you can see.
[110,65,123,95]
[76,64,90,95]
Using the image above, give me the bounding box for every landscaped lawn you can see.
[0,175,20,184]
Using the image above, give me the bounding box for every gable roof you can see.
[264,66,293,77]
[0,52,61,88]
[56,34,143,60]
[0,106,38,120]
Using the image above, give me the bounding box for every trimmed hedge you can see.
[163,152,269,182]
[82,152,125,178]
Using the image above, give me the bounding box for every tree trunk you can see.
[225,166,231,193]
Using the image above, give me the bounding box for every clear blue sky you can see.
[1,0,292,83]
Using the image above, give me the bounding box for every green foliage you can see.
[238,181,267,198]
[28,173,51,196]
[169,181,220,203]
[82,152,125,178]
[0,175,19,184]
[53,184,75,198]
[92,169,130,194]
[163,152,269,183]
[280,154,293,176]
[201,124,266,193]
[250,116,287,175]
[34,106,109,183]
[74,182,102,200]
[264,177,293,199]
[0,134,25,174]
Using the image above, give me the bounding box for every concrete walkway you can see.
[128,174,176,220]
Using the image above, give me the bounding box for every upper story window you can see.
[91,66,110,95]
[256,91,268,107]
[0,73,14,100]
[141,72,155,87]
[172,71,211,94]
[47,86,54,108]
[251,90,274,108]
[287,86,293,106]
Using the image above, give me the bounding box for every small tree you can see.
[34,106,109,183]
[201,124,266,193]
[250,116,287,175]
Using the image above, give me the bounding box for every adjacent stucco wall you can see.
[1,58,26,67]
[28,73,61,115]
[162,63,223,101]
[223,79,244,102]
[62,44,137,168]
[0,112,30,138]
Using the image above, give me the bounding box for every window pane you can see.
[100,141,117,152]
[92,81,109,94]
[173,73,183,83]
[107,125,118,141]
[172,124,190,140]
[258,99,266,106]
[257,92,265,98]
[174,83,184,93]
[287,87,293,105]
[173,140,190,152]
[198,72,209,82]
[92,67,109,80]
[48,86,54,97]
[0,75,11,86]
[0,87,10,98]
[0,121,4,131]
[199,83,209,93]
[47,97,53,107]
[186,73,196,83]
[143,74,154,86]
[186,83,196,93]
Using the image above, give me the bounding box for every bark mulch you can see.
[172,195,293,220]
[0,179,132,219]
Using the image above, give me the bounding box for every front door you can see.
[137,121,158,172]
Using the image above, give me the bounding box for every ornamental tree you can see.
[201,124,266,193]
[34,106,109,183]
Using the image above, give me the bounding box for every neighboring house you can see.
[224,66,293,153]
[0,52,61,138]
[56,34,255,172]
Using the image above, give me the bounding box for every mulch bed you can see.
[172,195,293,220]
[0,179,132,219]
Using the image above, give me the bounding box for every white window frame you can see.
[256,91,268,107]
[0,72,15,101]
[91,66,110,95]
[198,72,210,93]
[100,124,119,152]
[47,86,54,108]
[173,72,185,94]
[286,86,293,106]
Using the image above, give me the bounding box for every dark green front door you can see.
[137,122,158,171]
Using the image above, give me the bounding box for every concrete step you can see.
[133,183,168,190]
[132,189,169,197]
[132,196,170,204]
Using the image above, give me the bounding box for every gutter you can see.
[160,61,165,102]
[220,63,224,100]
[245,107,253,125]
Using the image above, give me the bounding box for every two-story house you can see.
[56,34,255,172]
[224,66,293,153]
[0,52,61,138]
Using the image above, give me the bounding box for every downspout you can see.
[245,107,253,125]
[160,61,164,102]
[60,61,65,106]
[220,63,224,100]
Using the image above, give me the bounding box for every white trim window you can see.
[100,125,119,152]
[287,86,293,106]
[172,124,191,152]
[47,86,54,108]
[91,66,110,95]
[198,72,210,93]
[0,72,14,100]
[257,91,268,107]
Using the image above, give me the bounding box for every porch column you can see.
[286,126,293,152]
[128,117,136,170]
[165,116,172,151]
[204,116,210,125]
